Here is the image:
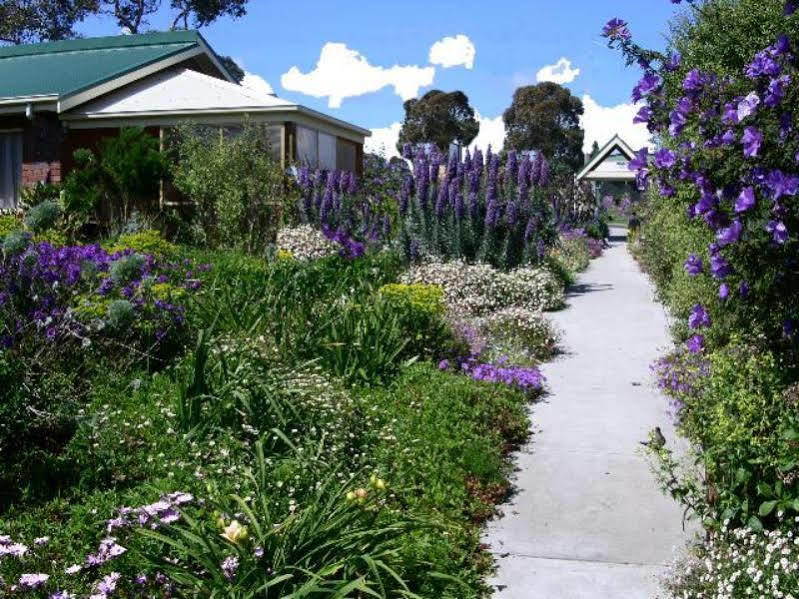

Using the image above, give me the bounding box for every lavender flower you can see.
[741,126,763,157]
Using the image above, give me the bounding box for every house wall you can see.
[0,112,64,187]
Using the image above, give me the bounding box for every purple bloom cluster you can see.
[399,145,557,269]
[0,238,200,353]
[295,166,391,260]
[651,350,710,421]
[607,21,799,342]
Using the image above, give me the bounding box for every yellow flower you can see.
[345,491,357,502]
[220,520,248,544]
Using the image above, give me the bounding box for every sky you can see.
[76,0,688,158]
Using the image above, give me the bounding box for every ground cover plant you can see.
[0,206,600,596]
[606,0,799,595]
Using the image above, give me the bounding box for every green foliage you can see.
[109,253,146,286]
[106,299,136,330]
[105,229,178,260]
[502,82,585,171]
[2,230,29,255]
[19,181,61,210]
[171,123,292,254]
[23,199,61,233]
[0,214,21,239]
[379,283,446,316]
[549,235,591,273]
[397,89,480,154]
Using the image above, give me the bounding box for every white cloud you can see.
[365,122,403,159]
[429,34,476,69]
[536,57,581,85]
[580,94,651,153]
[240,71,274,96]
[281,43,435,108]
[467,112,505,153]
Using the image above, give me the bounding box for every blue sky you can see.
[77,0,687,155]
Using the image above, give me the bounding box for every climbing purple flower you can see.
[734,186,756,213]
[741,127,763,157]
[688,304,711,329]
[766,219,788,243]
[716,220,743,247]
[718,283,730,300]
[684,254,703,276]
[736,91,760,121]
[602,18,631,41]
[633,106,652,125]
[654,148,677,169]
[765,170,799,200]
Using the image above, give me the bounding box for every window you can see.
[0,132,22,210]
[336,138,357,172]
[319,132,337,171]
[296,126,318,168]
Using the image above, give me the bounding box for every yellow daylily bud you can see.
[375,478,386,491]
[220,520,248,544]
[345,491,357,501]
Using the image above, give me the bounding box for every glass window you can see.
[264,124,282,163]
[296,126,318,168]
[0,132,22,210]
[336,138,357,172]
[319,132,337,171]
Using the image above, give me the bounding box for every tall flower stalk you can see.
[398,147,557,270]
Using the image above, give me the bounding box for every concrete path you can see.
[483,228,696,598]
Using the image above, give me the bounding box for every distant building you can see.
[575,134,641,201]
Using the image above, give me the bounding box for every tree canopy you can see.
[0,0,249,44]
[397,89,480,155]
[502,82,585,172]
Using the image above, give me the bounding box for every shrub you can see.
[398,146,558,269]
[171,123,292,254]
[400,259,565,317]
[0,214,20,239]
[275,224,338,260]
[23,200,61,233]
[19,181,61,210]
[105,229,177,261]
[379,282,446,316]
[664,521,799,598]
[476,307,558,362]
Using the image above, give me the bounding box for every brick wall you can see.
[0,112,65,187]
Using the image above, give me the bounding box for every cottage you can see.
[0,31,371,210]
[576,134,642,201]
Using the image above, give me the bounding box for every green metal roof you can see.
[0,31,207,102]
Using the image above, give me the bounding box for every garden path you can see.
[483,227,696,598]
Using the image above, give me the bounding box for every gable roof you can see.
[576,134,638,181]
[0,31,232,110]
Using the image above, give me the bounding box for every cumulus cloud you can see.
[281,43,435,108]
[580,94,651,153]
[240,72,275,96]
[536,57,581,85]
[365,122,403,159]
[429,34,476,69]
[467,112,505,153]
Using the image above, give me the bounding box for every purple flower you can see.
[602,18,631,40]
[438,359,450,371]
[741,127,763,157]
[654,148,677,169]
[710,253,732,279]
[683,69,709,94]
[221,555,239,580]
[633,106,652,124]
[767,219,788,243]
[739,281,750,297]
[684,254,703,276]
[718,283,730,300]
[628,147,649,171]
[764,75,791,107]
[632,73,661,102]
[19,573,49,588]
[688,304,711,329]
[765,169,799,200]
[716,220,743,247]
[686,334,705,354]
[734,186,756,212]
[664,51,682,72]
[736,91,760,121]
